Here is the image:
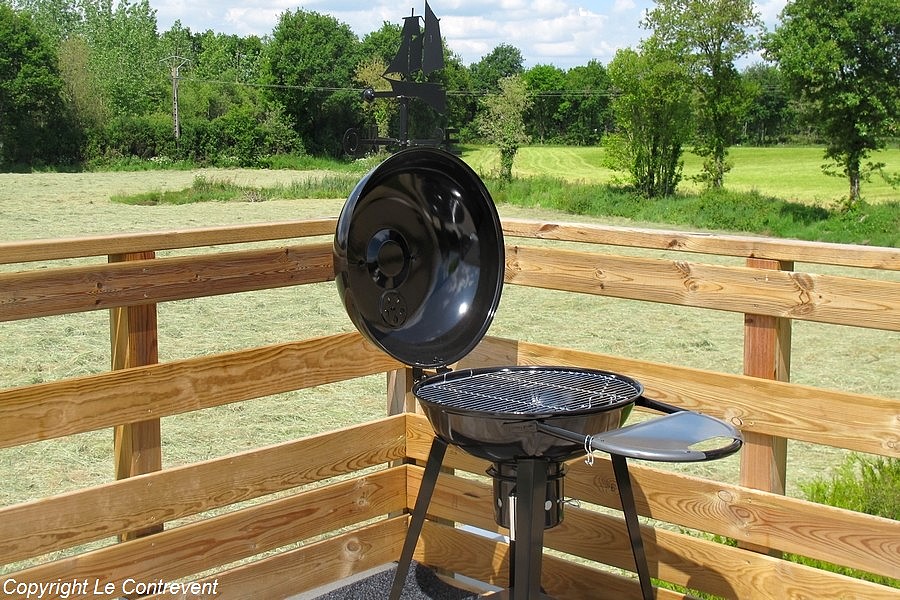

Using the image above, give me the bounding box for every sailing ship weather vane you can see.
[343,1,451,156]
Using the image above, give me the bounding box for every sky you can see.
[150,0,787,69]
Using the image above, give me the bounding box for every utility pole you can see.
[161,56,189,141]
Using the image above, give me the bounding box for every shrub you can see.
[802,454,898,523]
[787,454,899,587]
[604,44,692,198]
[100,113,176,160]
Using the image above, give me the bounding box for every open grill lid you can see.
[334,148,504,368]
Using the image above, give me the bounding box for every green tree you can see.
[741,63,792,145]
[560,60,612,146]
[604,43,693,197]
[644,0,761,188]
[8,0,81,42]
[478,74,531,181]
[158,20,196,63]
[172,28,265,121]
[0,4,78,166]
[58,35,108,145]
[181,28,264,84]
[524,64,566,143]
[354,56,394,139]
[80,0,164,117]
[359,21,402,66]
[355,22,400,141]
[264,9,362,156]
[439,51,475,140]
[164,27,293,165]
[766,0,900,205]
[470,43,524,91]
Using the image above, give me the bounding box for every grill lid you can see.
[334,148,504,367]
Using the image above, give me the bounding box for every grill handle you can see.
[634,394,683,414]
[536,399,742,463]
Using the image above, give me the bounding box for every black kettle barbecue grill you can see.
[334,147,743,600]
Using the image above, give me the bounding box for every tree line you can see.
[1,0,897,202]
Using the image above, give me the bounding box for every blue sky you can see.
[150,0,786,69]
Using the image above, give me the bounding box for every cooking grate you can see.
[415,368,641,415]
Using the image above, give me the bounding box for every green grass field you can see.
[465,145,900,205]
[95,146,899,246]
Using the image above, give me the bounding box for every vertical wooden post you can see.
[387,367,416,415]
[109,251,163,541]
[740,257,792,555]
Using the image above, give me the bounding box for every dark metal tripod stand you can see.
[388,437,654,600]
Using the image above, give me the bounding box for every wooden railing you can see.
[0,218,896,599]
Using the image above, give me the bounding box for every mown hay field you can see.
[0,155,897,514]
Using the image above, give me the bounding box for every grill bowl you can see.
[413,366,640,462]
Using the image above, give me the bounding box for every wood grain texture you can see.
[387,368,416,416]
[511,339,899,457]
[4,216,895,270]
[409,464,898,599]
[740,257,791,555]
[109,251,163,540]
[0,219,337,264]
[435,337,897,458]
[139,517,407,600]
[562,460,900,582]
[505,245,899,330]
[0,415,405,565]
[415,519,697,600]
[0,242,334,321]
[501,218,900,270]
[405,414,900,579]
[5,467,406,593]
[0,332,402,449]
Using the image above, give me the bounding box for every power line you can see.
[179,74,790,101]
[179,76,619,98]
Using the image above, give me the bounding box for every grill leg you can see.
[389,436,448,600]
[611,454,654,600]
[510,458,548,600]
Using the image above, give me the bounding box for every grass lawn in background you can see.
[465,145,900,205]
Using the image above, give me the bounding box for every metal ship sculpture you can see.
[343,2,454,156]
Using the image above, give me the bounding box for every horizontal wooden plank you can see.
[511,339,900,458]
[0,415,405,564]
[5,467,406,593]
[502,218,900,270]
[6,217,894,271]
[0,332,402,449]
[552,497,895,600]
[405,413,899,579]
[0,242,334,322]
[0,219,337,265]
[562,459,900,581]
[505,245,899,331]
[142,517,407,600]
[411,466,896,599]
[417,515,692,600]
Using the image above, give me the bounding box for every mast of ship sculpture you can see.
[379,2,447,147]
[344,2,449,155]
